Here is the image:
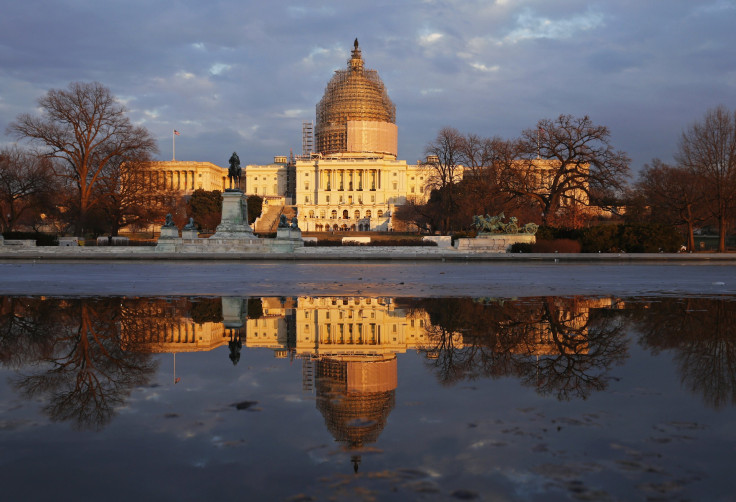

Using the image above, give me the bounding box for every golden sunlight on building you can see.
[245,40,430,232]
[145,160,229,194]
[119,299,228,353]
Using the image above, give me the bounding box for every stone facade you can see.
[145,160,229,194]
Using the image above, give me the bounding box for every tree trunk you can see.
[718,216,726,253]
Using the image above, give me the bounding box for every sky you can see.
[1,0,735,175]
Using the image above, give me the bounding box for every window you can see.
[377,210,383,217]
[365,210,371,218]
[354,210,360,219]
[331,210,337,219]
[326,195,330,203]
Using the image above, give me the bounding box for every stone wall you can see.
[454,234,536,253]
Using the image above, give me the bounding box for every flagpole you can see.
[172,129,176,161]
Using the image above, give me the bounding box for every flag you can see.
[174,129,180,136]
[175,377,181,384]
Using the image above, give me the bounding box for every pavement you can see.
[0,260,733,297]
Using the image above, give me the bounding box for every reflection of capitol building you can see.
[248,296,431,357]
[120,299,228,353]
[120,296,615,358]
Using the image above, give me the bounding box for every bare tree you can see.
[0,146,55,232]
[676,106,736,252]
[8,82,158,236]
[422,127,465,233]
[636,159,707,251]
[502,115,630,225]
[95,158,166,236]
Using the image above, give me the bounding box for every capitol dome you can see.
[315,39,398,157]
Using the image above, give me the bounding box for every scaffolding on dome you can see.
[315,40,396,156]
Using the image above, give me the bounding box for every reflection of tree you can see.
[405,297,628,400]
[629,297,736,410]
[1,297,157,430]
[0,296,60,368]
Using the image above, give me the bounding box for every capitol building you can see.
[245,39,429,232]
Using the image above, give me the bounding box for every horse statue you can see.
[472,212,538,235]
[228,151,242,190]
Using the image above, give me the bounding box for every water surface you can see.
[1,295,734,501]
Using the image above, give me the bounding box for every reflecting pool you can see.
[1,295,735,501]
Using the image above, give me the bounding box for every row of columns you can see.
[320,169,382,191]
[147,170,197,191]
[319,322,382,345]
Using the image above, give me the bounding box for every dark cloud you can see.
[2,0,735,172]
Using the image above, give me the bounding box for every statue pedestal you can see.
[212,191,255,239]
[181,229,198,239]
[159,226,179,239]
[156,225,181,252]
[276,228,302,240]
[222,297,245,329]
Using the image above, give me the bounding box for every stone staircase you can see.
[253,204,282,233]
[253,205,298,233]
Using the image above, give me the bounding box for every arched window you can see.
[377,210,383,218]
[342,210,349,219]
[331,210,337,219]
[354,210,360,219]
[333,224,339,231]
[350,224,356,231]
[309,210,315,218]
[365,210,371,218]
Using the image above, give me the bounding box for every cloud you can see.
[419,32,445,46]
[470,62,500,73]
[504,8,605,44]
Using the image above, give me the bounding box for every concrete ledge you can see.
[0,245,735,262]
[2,239,36,247]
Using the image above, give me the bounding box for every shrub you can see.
[581,225,621,252]
[618,224,681,252]
[2,231,58,246]
[536,226,584,241]
[580,224,682,253]
[532,238,582,253]
[510,242,532,253]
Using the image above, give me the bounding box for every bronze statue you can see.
[228,152,241,190]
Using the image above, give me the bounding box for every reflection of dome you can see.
[315,357,397,457]
[315,39,397,157]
